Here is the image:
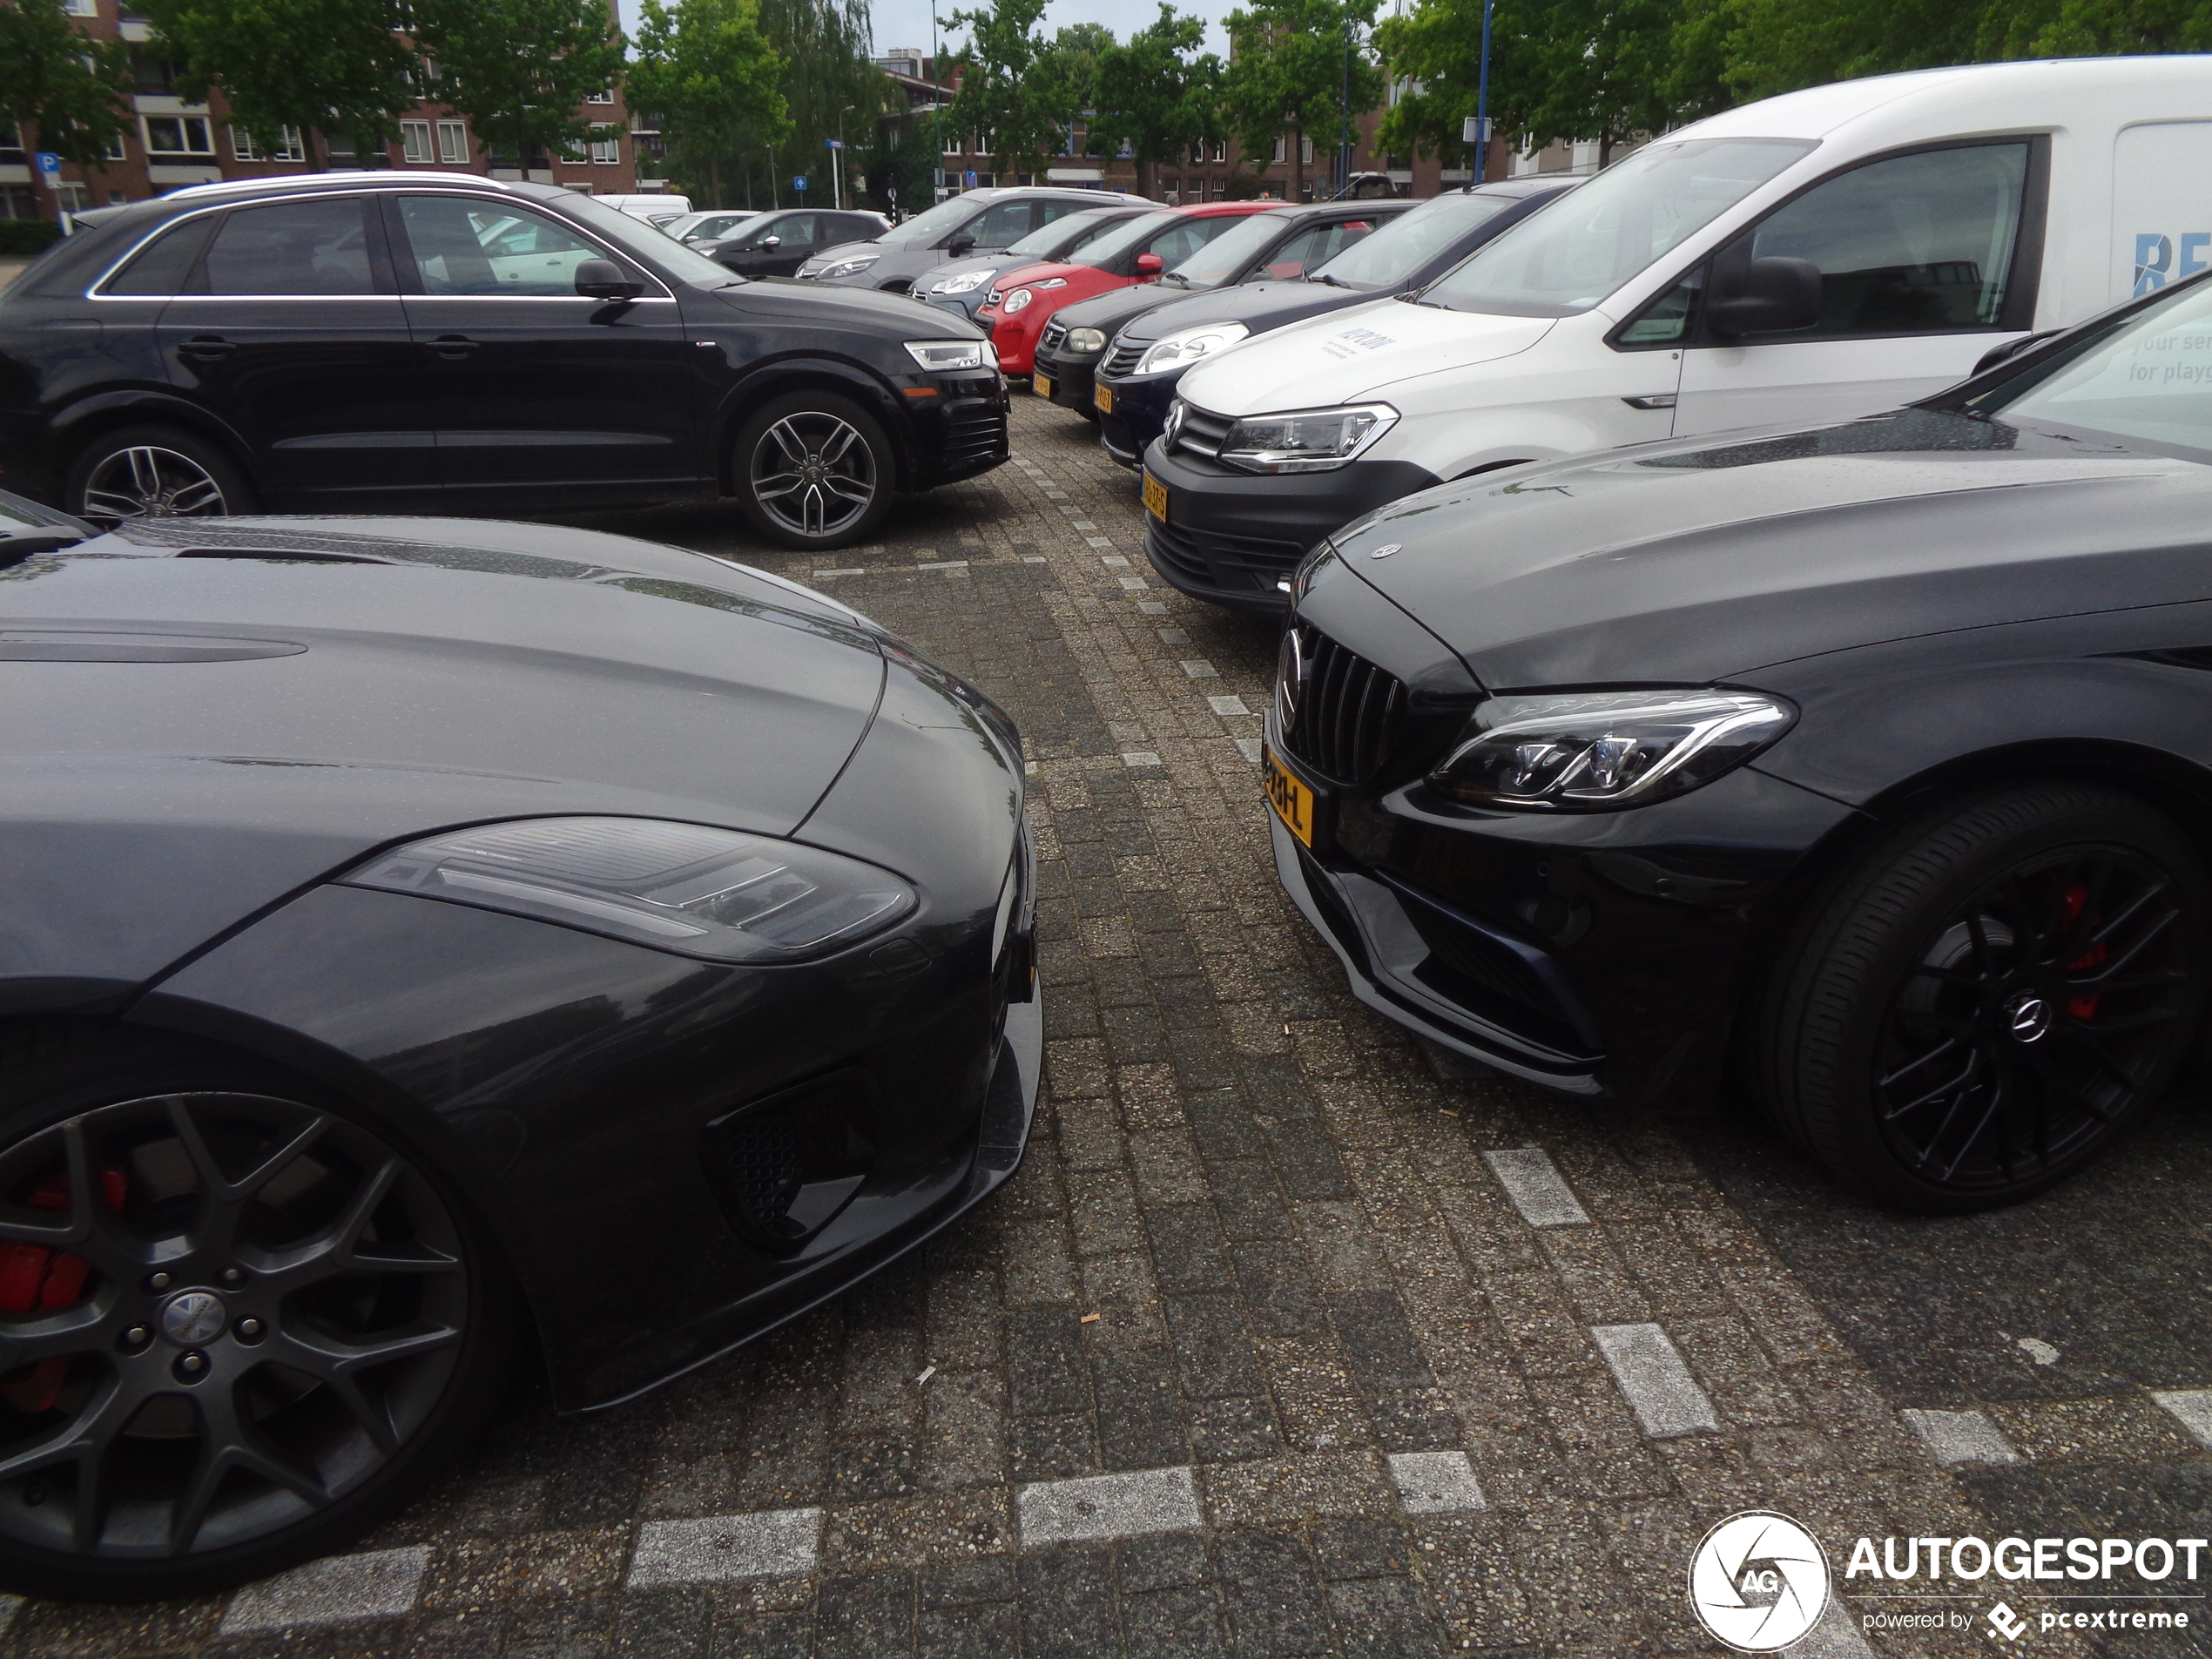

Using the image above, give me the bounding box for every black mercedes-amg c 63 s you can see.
[1264,269,2212,1217]
[0,501,1038,1599]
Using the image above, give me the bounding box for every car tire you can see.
[732,391,896,551]
[0,1023,522,1602]
[1754,781,2210,1214]
[64,425,255,530]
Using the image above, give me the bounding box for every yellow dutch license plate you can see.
[1094,381,1114,415]
[1035,372,1055,400]
[1262,747,1314,846]
[1143,470,1169,523]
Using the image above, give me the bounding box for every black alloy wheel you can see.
[64,426,253,530]
[1758,782,2209,1212]
[0,1028,516,1600]
[733,392,894,551]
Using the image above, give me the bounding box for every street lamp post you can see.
[1474,0,1494,183]
[1339,16,1352,199]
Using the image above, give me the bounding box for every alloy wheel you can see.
[0,1093,468,1560]
[749,412,878,539]
[1874,846,2194,1191]
[78,446,229,529]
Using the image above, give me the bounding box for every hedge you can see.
[0,221,64,257]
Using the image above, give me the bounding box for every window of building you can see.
[401,119,434,163]
[55,183,91,213]
[142,115,214,157]
[131,51,175,95]
[1211,139,1226,164]
[587,85,615,105]
[0,125,22,162]
[590,125,619,165]
[1271,137,1286,164]
[1300,135,1313,165]
[0,185,39,219]
[103,130,127,161]
[233,125,306,161]
[62,0,97,16]
[436,120,469,164]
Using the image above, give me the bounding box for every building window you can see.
[55,182,91,212]
[232,125,305,161]
[1299,135,1313,165]
[0,125,22,163]
[587,85,615,105]
[131,51,175,95]
[142,115,215,158]
[1271,136,1285,163]
[589,125,619,164]
[1211,139,1226,163]
[401,119,434,163]
[105,130,128,161]
[62,0,97,15]
[436,119,468,164]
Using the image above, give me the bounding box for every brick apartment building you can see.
[0,0,639,224]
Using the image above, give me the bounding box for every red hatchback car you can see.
[980,201,1277,377]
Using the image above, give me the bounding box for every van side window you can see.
[1620,273,1699,345]
[1734,144,2031,341]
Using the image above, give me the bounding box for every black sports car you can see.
[0,499,1038,1599]
[1266,269,2212,1215]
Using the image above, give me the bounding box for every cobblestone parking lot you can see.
[9,395,2212,1658]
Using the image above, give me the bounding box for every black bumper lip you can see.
[1034,344,1105,411]
[1096,369,1180,468]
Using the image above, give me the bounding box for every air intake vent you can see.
[702,1072,876,1251]
[1276,623,1405,786]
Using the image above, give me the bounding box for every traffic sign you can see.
[1460,116,1491,144]
[34,152,62,189]
[824,138,843,151]
[792,174,807,191]
[964,170,976,187]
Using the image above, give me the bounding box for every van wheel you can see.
[1755,782,2209,1213]
[64,427,253,530]
[733,392,894,551]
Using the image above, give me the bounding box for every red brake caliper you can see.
[2061,881,2107,1021]
[0,1167,128,1414]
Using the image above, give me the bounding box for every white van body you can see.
[1174,57,2212,489]
[594,193,694,226]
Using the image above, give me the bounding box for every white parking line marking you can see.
[1119,576,1150,590]
[1179,660,1218,678]
[1899,1407,2024,1466]
[1101,554,1130,567]
[2153,1389,2212,1448]
[1023,556,1049,564]
[1136,601,1168,614]
[1235,738,1263,763]
[813,568,867,577]
[916,560,970,571]
[1157,627,1189,643]
[1482,1148,1590,1227]
[1123,752,1162,767]
[1086,536,1115,549]
[1206,695,1251,716]
[628,1507,823,1588]
[1386,1450,1487,1514]
[1590,1324,1720,1437]
[1017,1466,1202,1547]
[220,1546,430,1633]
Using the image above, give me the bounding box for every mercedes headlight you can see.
[906,339,995,372]
[813,253,878,280]
[1065,327,1108,354]
[1218,403,1398,474]
[932,269,991,294]
[1003,287,1035,313]
[1427,690,1796,813]
[341,817,917,962]
[1135,321,1247,375]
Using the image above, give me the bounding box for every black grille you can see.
[1278,623,1405,786]
[702,1072,876,1251]
[940,402,1009,472]
[1040,320,1069,353]
[1145,518,1304,593]
[1170,401,1234,460]
[1102,342,1143,377]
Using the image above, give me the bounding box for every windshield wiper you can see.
[1307,273,1351,287]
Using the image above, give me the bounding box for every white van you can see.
[593,192,693,227]
[1143,56,2212,611]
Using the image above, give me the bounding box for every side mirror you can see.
[759,234,780,250]
[1135,252,1164,276]
[575,258,644,300]
[1704,255,1821,338]
[945,233,977,256]
[1972,330,2056,376]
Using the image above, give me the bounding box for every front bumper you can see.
[920,290,988,322]
[902,371,1010,487]
[1096,368,1180,467]
[1033,343,1105,415]
[1138,438,1443,616]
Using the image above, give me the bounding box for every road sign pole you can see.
[1474,0,1494,184]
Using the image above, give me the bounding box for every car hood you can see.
[1177,295,1553,413]
[701,277,979,334]
[915,253,1009,290]
[1,516,892,991]
[1057,280,1224,337]
[1327,410,2212,691]
[1113,280,1373,347]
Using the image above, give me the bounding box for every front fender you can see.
[712,354,913,490]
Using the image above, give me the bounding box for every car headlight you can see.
[1426,690,1797,813]
[1003,288,1035,313]
[1135,321,1247,375]
[905,339,993,372]
[813,254,879,280]
[932,269,991,294]
[340,816,918,962]
[1065,327,1108,354]
[1218,403,1398,474]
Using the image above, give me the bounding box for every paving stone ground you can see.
[13,395,2212,1658]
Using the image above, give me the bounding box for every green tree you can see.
[413,0,625,170]
[0,0,133,174]
[1092,4,1222,198]
[863,118,938,214]
[1372,0,1541,170]
[629,0,789,206]
[139,0,417,165]
[1220,0,1384,200]
[757,0,890,206]
[1521,0,1686,162]
[1049,20,1117,122]
[942,0,1069,180]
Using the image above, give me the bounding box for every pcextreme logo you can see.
[1688,1511,1831,1652]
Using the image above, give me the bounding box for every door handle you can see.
[179,335,234,359]
[430,334,479,359]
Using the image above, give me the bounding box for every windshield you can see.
[1071,210,1180,267]
[558,192,739,285]
[876,194,984,247]
[1314,192,1514,289]
[1975,276,2212,465]
[1420,138,1814,317]
[1007,209,1123,260]
[1166,210,1293,286]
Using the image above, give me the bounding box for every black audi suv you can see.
[1264,269,2212,1214]
[0,172,1005,550]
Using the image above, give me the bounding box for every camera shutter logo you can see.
[1688,1511,1831,1652]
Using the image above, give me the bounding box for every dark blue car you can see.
[1093,179,1575,467]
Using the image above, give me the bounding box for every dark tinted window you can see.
[104,215,217,295]
[200,198,375,294]
[757,212,817,244]
[399,196,607,296]
[968,199,1036,246]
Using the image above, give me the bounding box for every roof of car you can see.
[1462,176,1579,199]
